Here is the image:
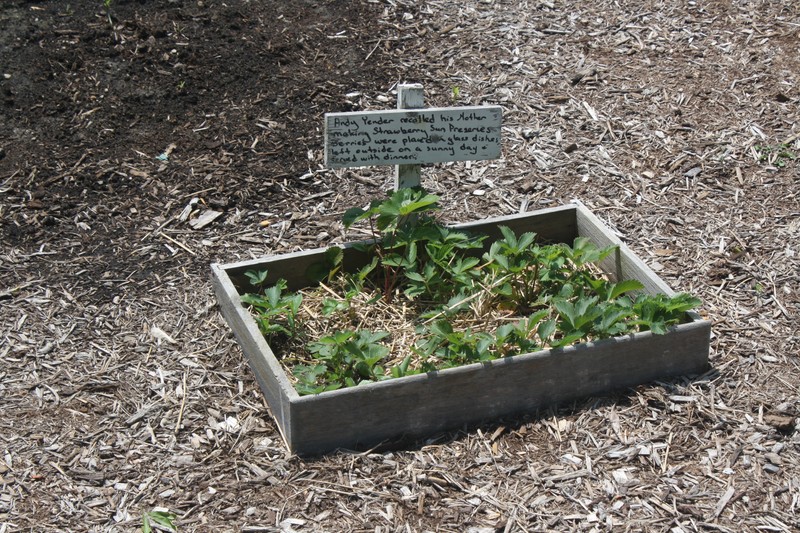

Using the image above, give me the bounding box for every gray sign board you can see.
[324,105,502,168]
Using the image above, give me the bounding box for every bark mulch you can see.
[1,0,798,531]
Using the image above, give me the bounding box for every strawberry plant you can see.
[241,272,302,342]
[293,329,391,394]
[242,189,702,395]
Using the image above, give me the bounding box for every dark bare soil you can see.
[1,0,409,304]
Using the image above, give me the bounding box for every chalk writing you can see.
[324,106,502,168]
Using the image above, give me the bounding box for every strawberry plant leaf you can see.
[608,279,645,300]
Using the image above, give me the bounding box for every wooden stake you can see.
[394,83,424,190]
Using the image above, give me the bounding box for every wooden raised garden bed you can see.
[211,201,711,456]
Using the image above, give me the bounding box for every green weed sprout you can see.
[142,509,177,533]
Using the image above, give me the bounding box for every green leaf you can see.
[569,237,617,266]
[142,511,177,533]
[558,283,574,298]
[244,269,269,287]
[405,271,426,282]
[647,320,669,335]
[493,281,513,298]
[516,231,536,251]
[293,364,328,383]
[331,330,356,344]
[498,225,517,248]
[594,306,633,337]
[608,279,645,300]
[285,293,302,314]
[358,329,390,345]
[456,256,480,271]
[631,293,700,333]
[356,256,379,281]
[382,252,405,267]
[495,323,514,344]
[493,252,510,270]
[305,247,344,282]
[554,296,600,331]
[429,320,454,338]
[552,330,585,348]
[398,194,440,216]
[343,206,372,228]
[574,295,597,317]
[553,299,577,329]
[536,318,556,344]
[240,293,267,307]
[263,284,282,308]
[391,354,413,378]
[664,293,702,313]
[476,333,494,358]
[405,240,417,264]
[321,298,348,317]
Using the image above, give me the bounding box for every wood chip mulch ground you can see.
[1,0,798,531]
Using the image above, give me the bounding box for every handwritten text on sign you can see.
[324,106,502,168]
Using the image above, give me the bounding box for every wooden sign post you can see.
[395,83,424,190]
[324,84,502,190]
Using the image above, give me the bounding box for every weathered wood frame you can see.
[211,202,710,455]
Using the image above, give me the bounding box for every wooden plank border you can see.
[210,202,711,455]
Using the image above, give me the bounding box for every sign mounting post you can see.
[394,83,424,190]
